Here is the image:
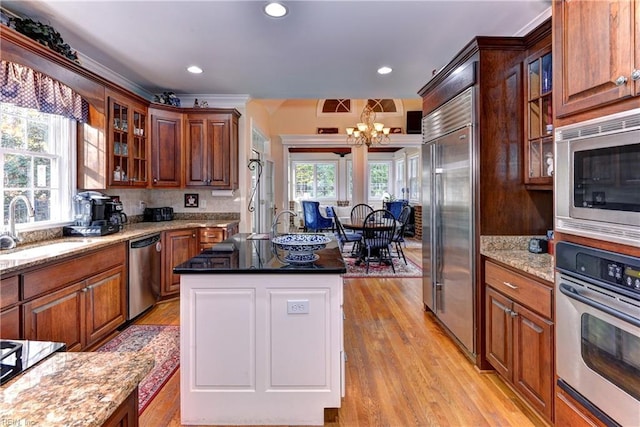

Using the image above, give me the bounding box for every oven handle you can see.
[560,283,640,328]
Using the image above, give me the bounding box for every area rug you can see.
[342,255,422,278]
[96,324,180,413]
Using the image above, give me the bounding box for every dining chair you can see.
[350,203,373,225]
[392,205,412,264]
[383,200,406,219]
[301,200,334,232]
[361,209,396,273]
[330,207,362,255]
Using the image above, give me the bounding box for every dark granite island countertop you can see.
[174,233,347,275]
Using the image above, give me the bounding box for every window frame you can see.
[1,103,76,231]
[367,160,393,201]
[291,160,338,201]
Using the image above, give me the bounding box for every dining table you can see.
[342,219,399,266]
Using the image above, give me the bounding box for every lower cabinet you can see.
[484,260,554,422]
[20,243,127,351]
[161,228,198,297]
[554,383,607,427]
[198,223,239,252]
[102,387,139,427]
[1,275,20,339]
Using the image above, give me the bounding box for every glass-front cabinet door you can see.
[525,47,553,188]
[108,93,148,187]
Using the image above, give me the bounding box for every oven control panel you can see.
[557,241,640,298]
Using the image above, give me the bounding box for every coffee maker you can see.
[63,191,122,236]
[105,196,128,230]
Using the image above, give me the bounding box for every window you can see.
[1,103,75,229]
[368,162,391,200]
[395,159,405,198]
[408,156,419,201]
[293,162,336,200]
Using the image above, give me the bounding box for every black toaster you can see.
[144,207,174,222]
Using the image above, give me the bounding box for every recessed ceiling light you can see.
[377,66,392,75]
[187,65,203,74]
[264,2,288,18]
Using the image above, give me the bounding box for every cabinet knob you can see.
[615,75,628,86]
[508,309,518,318]
[631,69,640,81]
[153,178,158,183]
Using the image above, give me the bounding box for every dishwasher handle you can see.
[130,234,161,249]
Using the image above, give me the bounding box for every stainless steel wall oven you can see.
[555,108,640,248]
[555,241,640,426]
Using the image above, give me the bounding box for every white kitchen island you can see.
[175,234,346,425]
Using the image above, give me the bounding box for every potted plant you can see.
[8,17,79,63]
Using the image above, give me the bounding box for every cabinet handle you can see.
[509,309,518,318]
[192,233,196,238]
[615,75,628,86]
[502,281,518,290]
[153,178,158,183]
[631,69,640,81]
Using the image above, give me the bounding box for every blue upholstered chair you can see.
[383,200,408,219]
[302,201,334,232]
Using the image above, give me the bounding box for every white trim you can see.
[514,7,551,36]
[79,54,153,100]
[177,94,250,109]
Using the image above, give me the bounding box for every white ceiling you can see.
[2,0,551,100]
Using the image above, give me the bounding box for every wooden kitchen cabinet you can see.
[21,243,127,351]
[484,260,554,423]
[524,40,554,189]
[107,89,149,187]
[1,275,20,339]
[161,228,198,297]
[102,388,139,427]
[198,223,239,252]
[185,109,240,189]
[150,106,182,187]
[553,0,640,121]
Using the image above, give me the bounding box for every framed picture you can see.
[184,193,199,208]
[317,127,339,134]
[390,127,403,134]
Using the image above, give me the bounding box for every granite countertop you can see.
[0,352,154,426]
[174,233,347,275]
[480,236,554,283]
[0,219,239,274]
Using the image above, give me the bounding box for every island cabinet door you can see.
[23,282,86,351]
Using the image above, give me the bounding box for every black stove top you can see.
[1,340,66,385]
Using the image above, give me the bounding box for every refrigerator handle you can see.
[434,163,444,312]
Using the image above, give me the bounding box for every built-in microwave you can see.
[555,108,640,248]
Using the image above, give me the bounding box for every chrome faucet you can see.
[5,195,35,246]
[271,210,297,237]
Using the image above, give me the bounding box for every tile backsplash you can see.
[107,189,241,217]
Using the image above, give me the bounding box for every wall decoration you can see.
[390,127,403,134]
[317,127,339,134]
[184,193,199,208]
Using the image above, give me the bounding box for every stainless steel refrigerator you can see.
[422,87,476,356]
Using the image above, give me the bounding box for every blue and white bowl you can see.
[285,253,320,264]
[271,233,331,254]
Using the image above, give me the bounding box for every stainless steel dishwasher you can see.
[128,233,161,320]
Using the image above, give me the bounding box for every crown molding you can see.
[280,134,421,147]
[177,94,251,109]
[78,53,154,100]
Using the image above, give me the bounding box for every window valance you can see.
[0,60,88,122]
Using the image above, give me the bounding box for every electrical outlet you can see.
[287,300,309,314]
[139,201,146,211]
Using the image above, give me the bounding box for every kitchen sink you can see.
[0,240,95,261]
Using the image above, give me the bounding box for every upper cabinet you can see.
[107,90,149,187]
[150,106,182,188]
[554,0,640,122]
[185,109,240,189]
[524,32,553,189]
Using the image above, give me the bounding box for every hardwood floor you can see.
[136,243,547,427]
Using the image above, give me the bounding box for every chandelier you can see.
[346,105,391,148]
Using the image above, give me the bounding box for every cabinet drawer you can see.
[23,243,126,300]
[1,275,19,309]
[199,227,225,243]
[485,261,552,318]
